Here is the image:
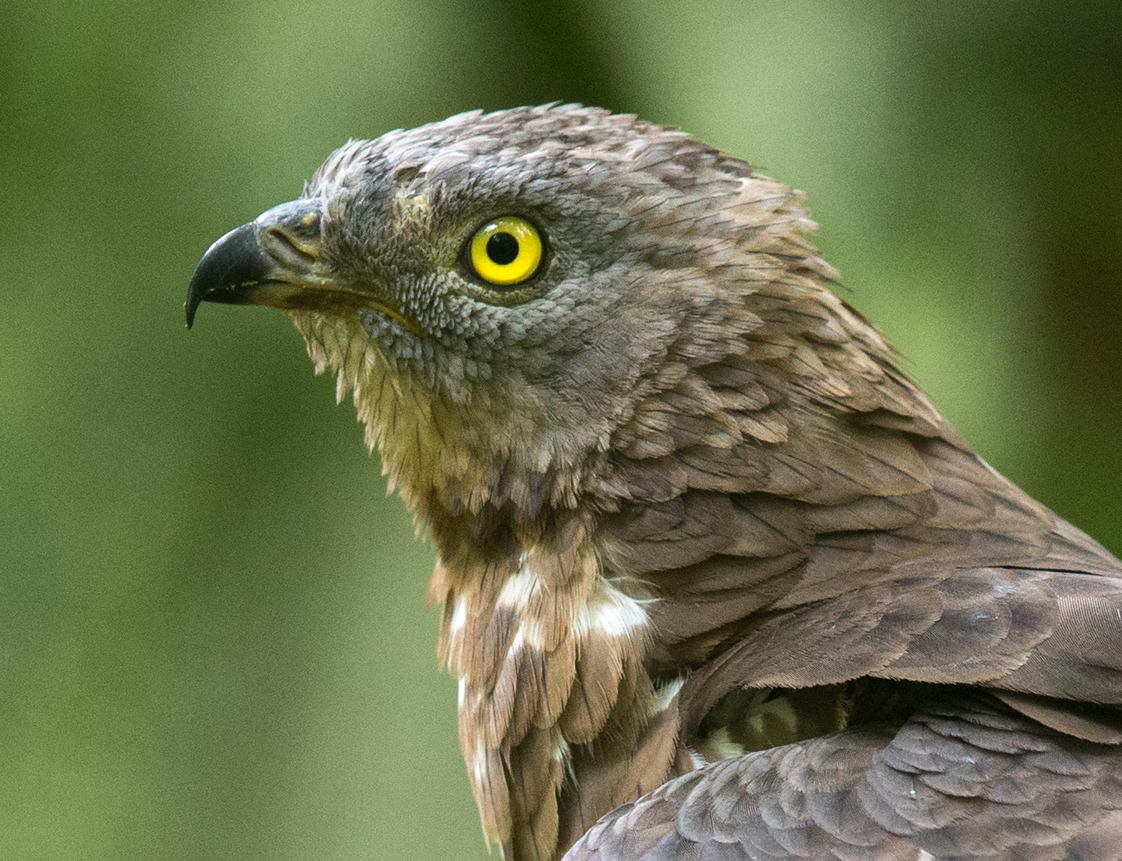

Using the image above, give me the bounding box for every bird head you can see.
[187,105,846,531]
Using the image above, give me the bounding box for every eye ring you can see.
[468,216,544,286]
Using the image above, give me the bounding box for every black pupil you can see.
[486,232,520,266]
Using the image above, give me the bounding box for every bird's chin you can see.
[350,305,427,364]
[358,298,423,338]
[271,287,422,338]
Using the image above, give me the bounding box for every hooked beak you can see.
[186,198,422,335]
[185,199,336,328]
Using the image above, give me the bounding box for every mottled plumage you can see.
[186,105,1122,861]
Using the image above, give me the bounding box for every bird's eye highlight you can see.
[469,217,543,286]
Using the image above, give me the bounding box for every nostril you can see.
[264,226,318,264]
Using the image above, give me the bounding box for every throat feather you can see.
[434,536,660,860]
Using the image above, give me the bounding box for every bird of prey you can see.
[186,105,1122,861]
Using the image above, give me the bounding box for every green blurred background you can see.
[2,2,1120,859]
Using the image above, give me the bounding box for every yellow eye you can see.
[469,216,544,286]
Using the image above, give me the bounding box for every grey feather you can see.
[187,104,1122,861]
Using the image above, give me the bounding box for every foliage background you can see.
[2,2,1120,859]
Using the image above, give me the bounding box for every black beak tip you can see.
[185,280,205,329]
[184,222,268,330]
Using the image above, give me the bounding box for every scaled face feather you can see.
[291,106,864,523]
[188,104,1122,861]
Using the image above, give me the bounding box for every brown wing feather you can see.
[588,233,1122,859]
[564,692,1122,861]
[600,304,1122,703]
